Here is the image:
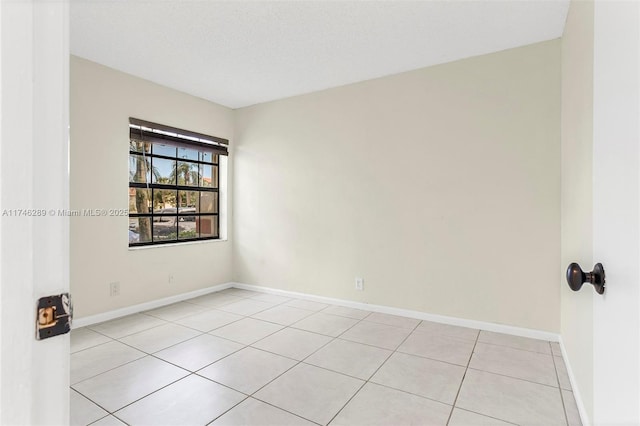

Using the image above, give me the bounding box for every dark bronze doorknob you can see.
[566,263,605,294]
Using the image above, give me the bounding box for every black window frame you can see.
[128,118,228,247]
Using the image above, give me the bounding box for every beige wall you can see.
[234,41,561,332]
[70,56,234,318]
[560,0,594,420]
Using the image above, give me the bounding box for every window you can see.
[128,118,228,246]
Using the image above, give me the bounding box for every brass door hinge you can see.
[36,293,72,340]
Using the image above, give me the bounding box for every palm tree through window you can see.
[128,118,228,246]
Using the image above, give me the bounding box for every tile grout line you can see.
[202,395,253,426]
[253,307,371,389]
[104,373,189,422]
[179,315,246,334]
[121,300,289,352]
[70,291,275,420]
[74,311,263,415]
[193,321,292,374]
[450,407,520,426]
[72,293,557,426]
[82,322,216,415]
[70,335,118,355]
[86,319,169,341]
[445,328,480,426]
[107,323,269,424]
[474,339,555,356]
[75,305,459,424]
[85,413,118,426]
[251,307,318,328]
[135,300,296,388]
[201,297,360,425]
[204,395,322,426]
[71,351,149,390]
[70,390,115,426]
[204,306,368,426]
[464,366,564,390]
[247,300,373,363]
[325,318,422,425]
[456,335,566,389]
[76,310,400,424]
[244,306,377,425]
[108,372,205,424]
[551,341,571,426]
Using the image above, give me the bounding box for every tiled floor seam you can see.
[211,323,283,349]
[201,395,252,426]
[465,366,564,390]
[72,294,295,423]
[86,413,117,426]
[72,292,562,426]
[408,333,478,345]
[238,309,371,425]
[446,338,564,426]
[118,310,254,353]
[70,390,115,423]
[316,305,368,320]
[184,294,255,308]
[177,315,247,334]
[445,325,480,426]
[360,319,421,330]
[332,335,407,352]
[249,311,368,372]
[94,373,190,420]
[325,318,421,425]
[72,327,245,390]
[228,349,311,422]
[71,353,152,389]
[551,342,571,426]
[191,371,255,396]
[228,310,370,369]
[218,303,277,317]
[115,330,206,357]
[86,319,169,340]
[152,342,246,376]
[361,381,459,409]
[249,308,317,327]
[475,339,553,355]
[153,312,284,374]
[395,348,474,368]
[451,408,520,426]
[209,316,348,398]
[294,306,370,337]
[205,397,323,426]
[107,372,238,422]
[70,336,118,355]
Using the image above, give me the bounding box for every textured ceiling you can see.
[70,1,569,109]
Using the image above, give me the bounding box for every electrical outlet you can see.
[168,274,174,284]
[109,282,120,297]
[355,277,364,291]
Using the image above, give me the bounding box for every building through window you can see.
[128,118,228,246]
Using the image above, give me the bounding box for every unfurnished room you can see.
[0,0,639,425]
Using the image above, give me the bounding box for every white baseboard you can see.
[74,280,560,343]
[230,282,560,342]
[73,280,577,421]
[558,336,590,426]
[72,282,234,328]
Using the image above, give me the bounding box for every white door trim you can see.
[592,2,640,424]
[0,1,70,424]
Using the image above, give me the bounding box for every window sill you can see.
[128,238,228,250]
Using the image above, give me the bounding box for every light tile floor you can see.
[70,288,582,426]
